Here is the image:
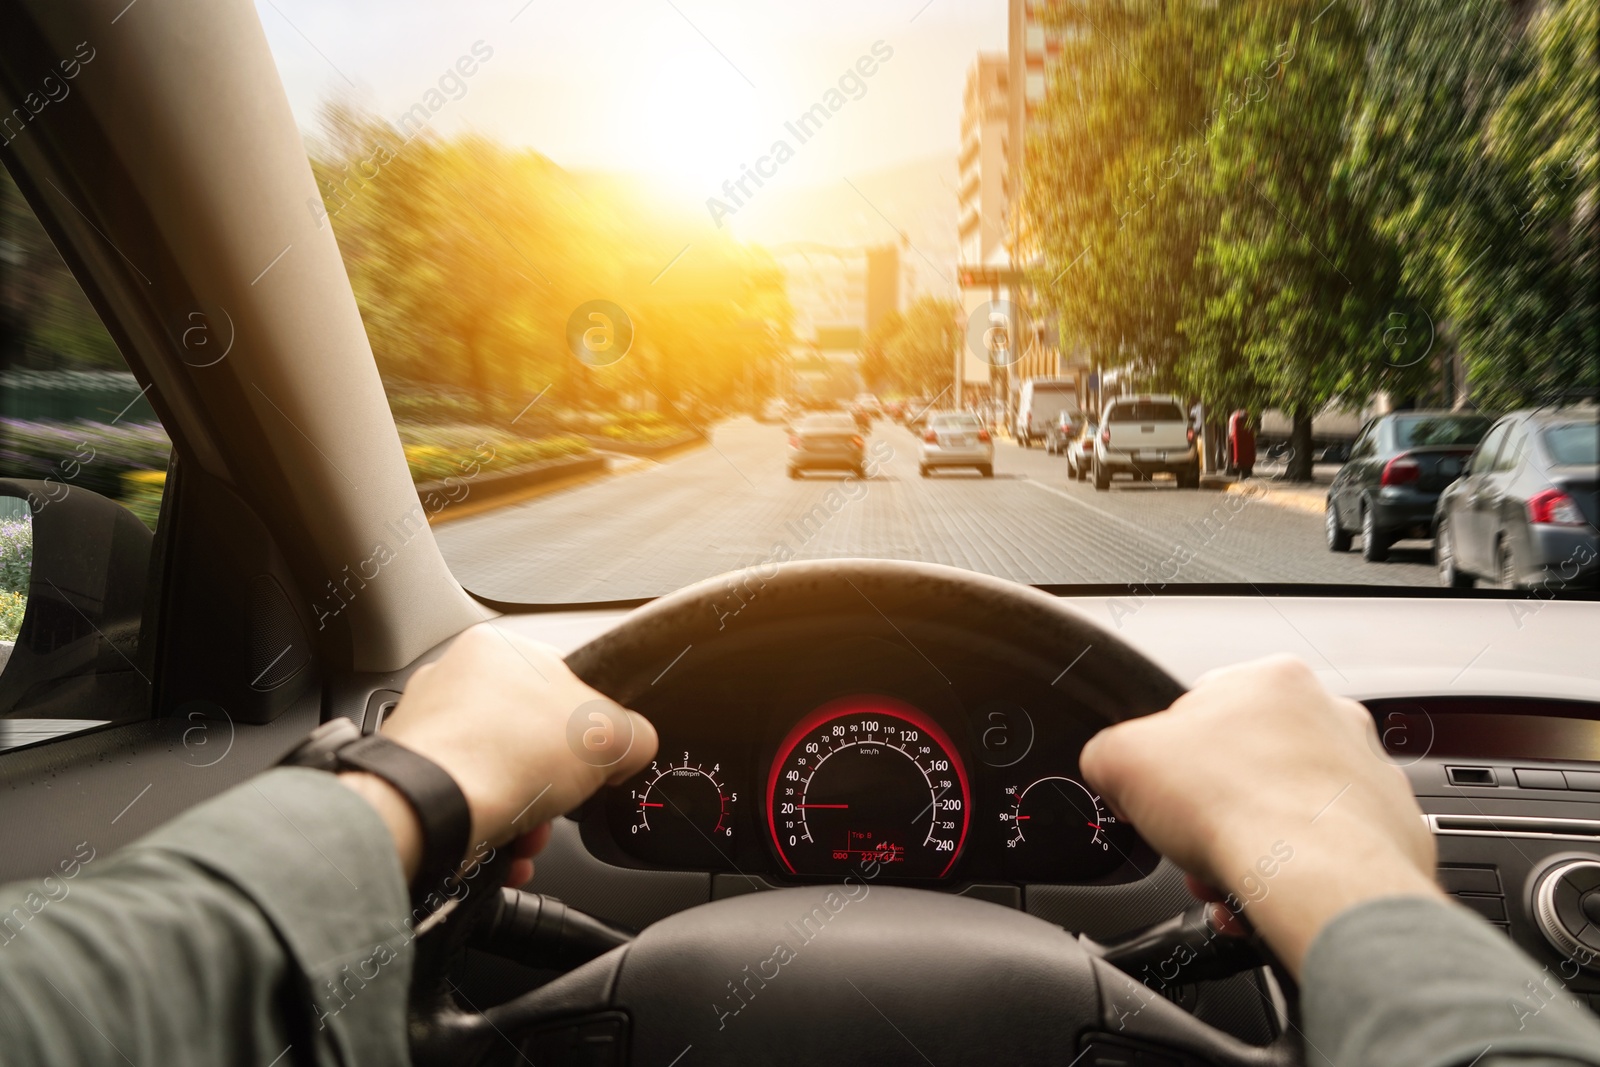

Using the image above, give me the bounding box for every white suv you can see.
[1093,395,1199,490]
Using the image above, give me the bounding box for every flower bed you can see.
[1,517,31,642]
[0,517,31,596]
[0,419,170,500]
[398,424,591,482]
[593,412,693,446]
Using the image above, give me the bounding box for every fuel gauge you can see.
[999,775,1123,880]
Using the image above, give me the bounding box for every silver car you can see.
[788,413,866,479]
[919,412,995,477]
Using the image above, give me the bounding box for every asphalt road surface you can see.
[437,417,1438,604]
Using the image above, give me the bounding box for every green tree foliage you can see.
[861,296,961,396]
[1348,0,1598,410]
[1026,0,1596,480]
[0,166,121,371]
[311,105,792,424]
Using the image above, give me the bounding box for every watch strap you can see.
[337,733,473,909]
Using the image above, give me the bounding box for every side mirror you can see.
[0,480,152,718]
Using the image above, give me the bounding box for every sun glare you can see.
[627,55,765,196]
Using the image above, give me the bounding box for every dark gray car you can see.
[1326,411,1491,562]
[1434,408,1599,589]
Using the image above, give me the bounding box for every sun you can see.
[625,55,766,196]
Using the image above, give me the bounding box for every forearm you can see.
[339,770,422,881]
[0,769,415,1067]
[1302,896,1600,1067]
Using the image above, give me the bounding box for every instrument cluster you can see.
[581,647,1156,887]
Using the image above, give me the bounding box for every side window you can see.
[1350,424,1376,460]
[0,162,171,751]
[1470,421,1510,475]
[1494,425,1527,473]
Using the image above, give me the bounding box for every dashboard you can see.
[575,631,1157,888]
[500,593,1600,1041]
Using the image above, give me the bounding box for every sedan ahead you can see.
[788,413,866,479]
[1435,407,1599,589]
[919,411,994,477]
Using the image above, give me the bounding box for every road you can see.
[437,418,1438,604]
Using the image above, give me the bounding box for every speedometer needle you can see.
[640,803,664,808]
[797,804,849,809]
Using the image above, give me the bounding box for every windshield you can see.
[247,2,1596,603]
[799,415,856,433]
[1544,423,1600,467]
[1393,416,1492,449]
[932,414,981,430]
[1109,402,1185,423]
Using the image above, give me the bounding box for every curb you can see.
[582,432,706,459]
[422,454,606,525]
[1223,478,1328,517]
[425,438,711,525]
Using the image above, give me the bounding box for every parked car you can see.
[918,411,994,477]
[1434,406,1599,589]
[1326,410,1491,562]
[1013,377,1079,448]
[788,413,866,479]
[1066,417,1099,481]
[1093,395,1199,490]
[1044,410,1082,456]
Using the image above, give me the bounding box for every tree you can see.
[1026,1,1442,481]
[1344,0,1598,410]
[0,166,121,371]
[310,104,792,425]
[861,309,905,394]
[1184,2,1420,480]
[873,297,960,397]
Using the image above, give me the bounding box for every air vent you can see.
[1447,767,1497,787]
[1430,814,1600,840]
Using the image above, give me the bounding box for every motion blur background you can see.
[2,0,1595,611]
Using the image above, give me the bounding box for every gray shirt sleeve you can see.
[0,767,417,1067]
[1302,895,1600,1067]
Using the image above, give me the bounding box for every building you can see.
[992,1,1094,404]
[773,243,916,403]
[958,55,1010,268]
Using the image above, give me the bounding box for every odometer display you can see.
[767,698,970,878]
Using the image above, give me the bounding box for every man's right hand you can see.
[345,624,657,886]
[1080,655,1442,975]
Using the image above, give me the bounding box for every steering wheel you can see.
[410,560,1300,1066]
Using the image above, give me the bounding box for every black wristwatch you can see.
[280,717,472,910]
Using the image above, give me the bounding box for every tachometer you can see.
[621,753,737,865]
[767,698,969,878]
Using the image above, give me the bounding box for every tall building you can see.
[865,244,903,336]
[1008,0,1070,153]
[957,55,1010,268]
[1005,0,1087,392]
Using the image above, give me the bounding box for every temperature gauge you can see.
[622,753,738,866]
[999,775,1122,880]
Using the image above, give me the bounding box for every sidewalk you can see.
[1204,462,1339,517]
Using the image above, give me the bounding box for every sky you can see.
[255,0,1007,200]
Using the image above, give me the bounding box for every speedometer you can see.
[766,698,970,878]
